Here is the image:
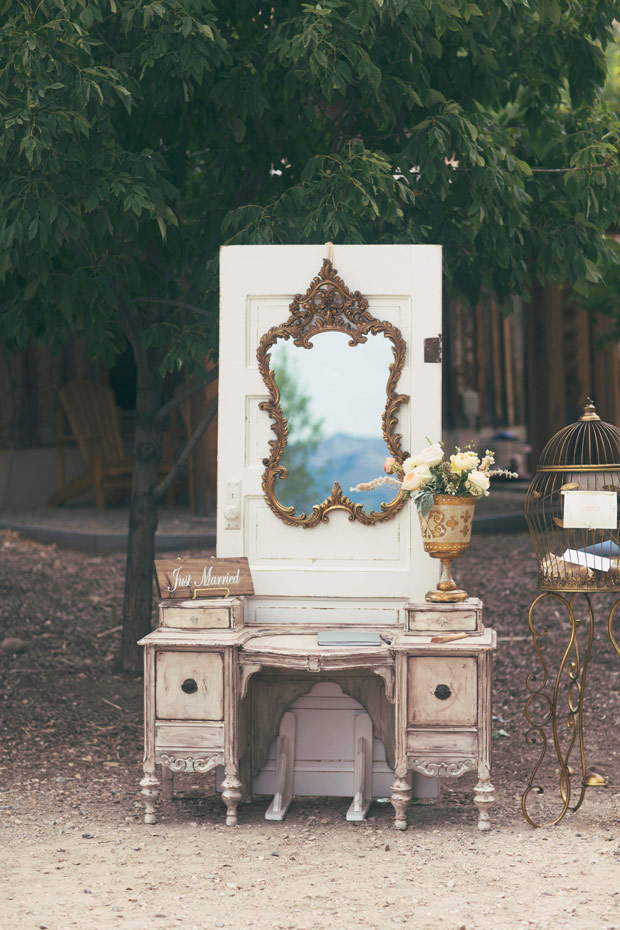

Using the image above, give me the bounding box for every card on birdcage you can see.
[561,490,618,530]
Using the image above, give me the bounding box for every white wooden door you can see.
[217,244,442,625]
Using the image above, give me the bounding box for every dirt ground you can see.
[2,527,620,930]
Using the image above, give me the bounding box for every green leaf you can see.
[463,3,483,22]
[231,117,246,143]
[23,280,38,300]
[197,23,214,40]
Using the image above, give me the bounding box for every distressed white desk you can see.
[139,597,495,830]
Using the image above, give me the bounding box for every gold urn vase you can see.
[418,494,475,602]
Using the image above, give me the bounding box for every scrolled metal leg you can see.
[522,592,594,827]
[608,598,620,660]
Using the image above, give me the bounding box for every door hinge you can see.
[424,334,442,363]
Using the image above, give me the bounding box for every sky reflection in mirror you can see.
[270,331,401,514]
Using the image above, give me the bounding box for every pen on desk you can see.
[430,632,469,644]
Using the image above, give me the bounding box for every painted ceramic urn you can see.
[418,494,475,602]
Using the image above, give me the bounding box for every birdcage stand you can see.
[522,399,620,827]
[521,591,620,827]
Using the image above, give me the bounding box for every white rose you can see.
[450,451,480,475]
[466,470,490,497]
[416,442,444,467]
[402,464,432,492]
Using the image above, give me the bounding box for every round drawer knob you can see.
[434,683,452,701]
[181,678,198,694]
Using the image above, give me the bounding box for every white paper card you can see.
[561,548,612,572]
[562,490,618,529]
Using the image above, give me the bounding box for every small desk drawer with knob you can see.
[159,597,245,631]
[407,656,478,727]
[155,651,224,720]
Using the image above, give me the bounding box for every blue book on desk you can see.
[317,631,382,647]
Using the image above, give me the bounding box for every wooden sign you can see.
[154,557,254,599]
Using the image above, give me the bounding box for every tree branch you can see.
[132,296,211,318]
[530,163,611,173]
[153,395,218,501]
[154,368,219,426]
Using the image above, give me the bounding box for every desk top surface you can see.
[140,627,496,651]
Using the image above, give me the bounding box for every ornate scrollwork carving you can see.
[372,664,395,703]
[257,258,409,528]
[239,663,262,700]
[160,753,224,774]
[410,758,476,778]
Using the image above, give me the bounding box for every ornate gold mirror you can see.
[257,258,409,527]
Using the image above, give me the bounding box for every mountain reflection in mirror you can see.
[270,331,400,514]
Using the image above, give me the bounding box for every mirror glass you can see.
[270,331,400,514]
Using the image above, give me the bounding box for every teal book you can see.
[317,631,382,647]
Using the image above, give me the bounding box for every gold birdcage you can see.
[521,399,620,828]
[525,399,620,592]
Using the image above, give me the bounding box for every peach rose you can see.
[384,456,396,474]
[402,464,432,492]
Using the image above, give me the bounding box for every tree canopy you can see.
[2,0,620,354]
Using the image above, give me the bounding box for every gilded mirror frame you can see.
[257,258,409,527]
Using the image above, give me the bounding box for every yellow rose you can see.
[450,451,480,475]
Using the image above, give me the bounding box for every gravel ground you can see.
[1,527,620,930]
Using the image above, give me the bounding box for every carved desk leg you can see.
[391,654,411,830]
[140,768,160,825]
[222,648,242,825]
[474,770,494,832]
[390,769,412,831]
[221,768,243,826]
[475,650,494,831]
[141,646,160,824]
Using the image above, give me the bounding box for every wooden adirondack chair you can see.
[48,380,180,510]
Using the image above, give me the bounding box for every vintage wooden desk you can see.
[139,597,495,830]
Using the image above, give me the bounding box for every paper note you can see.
[562,490,618,530]
[561,548,612,572]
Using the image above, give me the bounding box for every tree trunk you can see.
[120,346,163,674]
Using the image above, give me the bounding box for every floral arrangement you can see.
[352,441,517,517]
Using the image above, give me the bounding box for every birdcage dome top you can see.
[536,400,620,472]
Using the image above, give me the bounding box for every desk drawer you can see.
[408,656,477,726]
[156,723,224,750]
[406,728,477,755]
[156,651,224,720]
